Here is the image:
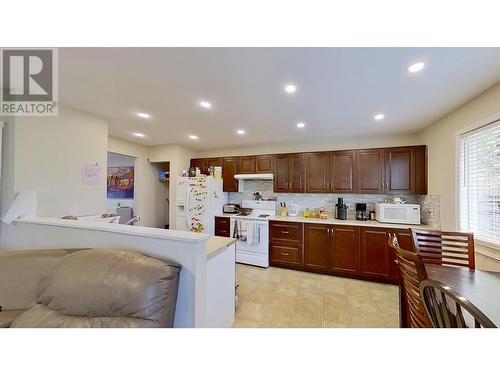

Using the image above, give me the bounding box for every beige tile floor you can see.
[233,263,400,328]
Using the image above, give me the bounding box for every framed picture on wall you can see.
[107,166,134,199]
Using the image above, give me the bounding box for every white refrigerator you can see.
[175,177,227,234]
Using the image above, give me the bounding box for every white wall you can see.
[417,81,500,270]
[108,137,169,228]
[5,105,108,218]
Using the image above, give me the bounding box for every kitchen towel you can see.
[246,221,257,245]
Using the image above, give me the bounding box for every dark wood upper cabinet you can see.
[330,226,360,275]
[413,145,428,195]
[205,157,223,169]
[359,228,391,279]
[385,147,414,194]
[305,152,330,193]
[255,155,274,173]
[273,154,290,192]
[289,153,305,193]
[304,223,330,270]
[330,150,356,193]
[273,153,305,193]
[239,156,256,174]
[222,157,239,192]
[356,149,385,194]
[190,158,208,174]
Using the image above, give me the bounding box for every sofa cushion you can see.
[0,249,74,310]
[0,310,24,328]
[34,249,181,327]
[11,304,160,328]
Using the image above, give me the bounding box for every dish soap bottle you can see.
[303,208,311,218]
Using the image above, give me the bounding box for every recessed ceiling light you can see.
[284,84,297,94]
[133,132,145,138]
[136,112,151,119]
[297,122,306,128]
[199,100,212,109]
[374,113,385,121]
[189,134,198,140]
[407,62,425,73]
[237,129,246,135]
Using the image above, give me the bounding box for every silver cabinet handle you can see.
[281,230,289,234]
[281,252,290,256]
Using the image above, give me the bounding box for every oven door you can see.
[230,219,268,253]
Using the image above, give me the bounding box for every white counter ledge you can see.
[206,236,237,259]
[268,215,437,230]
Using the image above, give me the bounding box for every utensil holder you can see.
[279,207,288,217]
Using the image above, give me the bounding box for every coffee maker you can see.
[356,203,367,221]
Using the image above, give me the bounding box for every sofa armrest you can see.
[0,310,24,328]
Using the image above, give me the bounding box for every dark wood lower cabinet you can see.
[330,226,360,276]
[215,217,230,237]
[270,220,405,284]
[304,224,330,271]
[359,228,391,280]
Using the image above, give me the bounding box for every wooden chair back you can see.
[388,234,431,328]
[410,229,475,270]
[420,279,496,328]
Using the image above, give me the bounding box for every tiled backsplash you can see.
[229,180,440,228]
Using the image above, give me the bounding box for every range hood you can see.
[234,173,274,180]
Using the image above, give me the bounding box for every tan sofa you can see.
[0,248,181,328]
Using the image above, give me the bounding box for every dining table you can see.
[400,264,500,327]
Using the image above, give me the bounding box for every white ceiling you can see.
[59,48,500,150]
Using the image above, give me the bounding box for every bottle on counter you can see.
[370,210,376,220]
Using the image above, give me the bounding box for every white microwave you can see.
[375,203,421,225]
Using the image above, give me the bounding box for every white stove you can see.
[230,200,276,267]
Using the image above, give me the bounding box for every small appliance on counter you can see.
[223,203,240,213]
[356,203,368,221]
[287,204,299,217]
[375,203,421,225]
[335,198,348,220]
[337,206,348,220]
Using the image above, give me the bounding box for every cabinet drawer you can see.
[270,243,302,265]
[215,227,231,237]
[215,217,230,226]
[269,221,303,242]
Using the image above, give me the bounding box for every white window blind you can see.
[459,120,500,247]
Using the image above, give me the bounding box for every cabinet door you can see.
[215,217,231,237]
[413,145,427,195]
[304,224,330,270]
[255,155,274,173]
[360,228,391,279]
[273,154,290,192]
[385,147,414,194]
[331,226,360,275]
[288,153,305,193]
[356,149,385,194]
[222,157,239,192]
[330,150,356,193]
[191,158,208,174]
[305,152,330,193]
[206,157,223,169]
[239,156,256,174]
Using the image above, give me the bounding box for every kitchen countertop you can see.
[268,215,436,230]
[207,236,237,259]
[215,212,436,230]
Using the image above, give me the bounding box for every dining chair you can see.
[388,234,432,328]
[420,279,496,328]
[410,229,475,270]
